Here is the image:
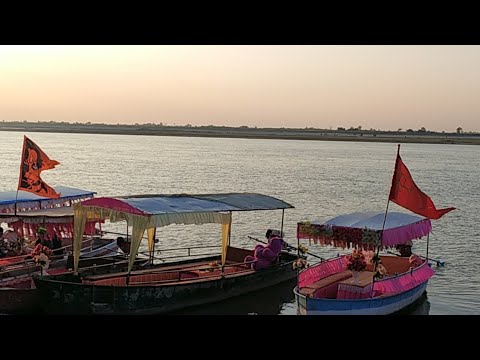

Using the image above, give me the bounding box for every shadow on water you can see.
[171,278,298,315]
[396,292,431,315]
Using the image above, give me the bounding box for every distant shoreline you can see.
[1,125,479,145]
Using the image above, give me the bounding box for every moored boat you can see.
[294,145,454,315]
[0,186,122,314]
[33,192,299,315]
[293,211,435,315]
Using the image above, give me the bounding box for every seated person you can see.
[374,260,388,279]
[52,234,64,255]
[35,232,53,249]
[244,229,284,270]
[0,227,5,257]
[395,240,413,257]
[117,236,131,254]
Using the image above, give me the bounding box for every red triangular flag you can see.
[388,146,455,220]
[17,136,61,199]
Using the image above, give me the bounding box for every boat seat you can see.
[379,256,412,275]
[299,269,352,297]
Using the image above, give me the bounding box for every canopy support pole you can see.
[426,233,429,261]
[280,209,285,236]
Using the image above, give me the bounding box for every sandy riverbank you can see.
[1,125,479,145]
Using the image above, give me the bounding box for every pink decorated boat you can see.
[294,145,454,315]
[293,211,435,315]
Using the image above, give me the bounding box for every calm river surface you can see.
[1,131,477,315]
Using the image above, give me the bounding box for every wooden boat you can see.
[0,253,146,314]
[33,192,299,315]
[0,186,121,314]
[0,186,105,256]
[293,212,437,315]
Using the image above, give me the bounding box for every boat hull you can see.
[294,281,428,315]
[0,279,39,314]
[0,252,131,315]
[33,253,298,315]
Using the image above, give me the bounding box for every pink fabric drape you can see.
[381,220,431,247]
[9,220,100,240]
[337,282,373,299]
[297,219,432,248]
[298,256,348,288]
[373,262,435,296]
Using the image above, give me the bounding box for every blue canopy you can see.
[81,193,294,215]
[0,186,96,213]
[73,192,293,273]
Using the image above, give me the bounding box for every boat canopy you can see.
[0,186,100,239]
[73,193,294,273]
[0,186,96,214]
[297,211,432,249]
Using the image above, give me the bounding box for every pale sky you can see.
[1,45,479,132]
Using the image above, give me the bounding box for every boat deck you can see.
[299,256,414,299]
[82,259,255,286]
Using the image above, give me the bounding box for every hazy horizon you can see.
[1,45,479,132]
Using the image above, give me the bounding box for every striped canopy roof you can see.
[0,186,96,214]
[79,193,294,216]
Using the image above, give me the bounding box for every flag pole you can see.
[16,136,27,217]
[14,191,19,216]
[372,144,400,290]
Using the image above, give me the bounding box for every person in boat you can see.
[0,226,7,257]
[35,227,53,249]
[395,240,413,257]
[116,236,131,254]
[52,233,64,255]
[244,229,284,270]
[374,260,388,279]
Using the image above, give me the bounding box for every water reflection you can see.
[405,293,431,315]
[172,281,431,315]
[172,278,298,315]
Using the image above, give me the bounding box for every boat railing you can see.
[137,244,222,262]
[372,261,435,296]
[0,237,119,274]
[298,254,347,288]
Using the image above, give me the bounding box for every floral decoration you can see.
[361,227,381,246]
[346,249,367,272]
[298,222,333,238]
[292,258,308,270]
[297,222,382,250]
[31,244,53,269]
[298,244,309,255]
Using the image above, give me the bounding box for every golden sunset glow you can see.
[1,45,479,131]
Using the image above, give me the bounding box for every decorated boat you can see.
[294,211,436,315]
[293,145,455,315]
[0,186,122,314]
[33,192,298,315]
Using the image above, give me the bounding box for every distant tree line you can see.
[0,120,478,135]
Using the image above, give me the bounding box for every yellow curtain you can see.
[73,206,87,273]
[147,228,155,252]
[147,227,156,261]
[127,216,150,273]
[221,212,232,266]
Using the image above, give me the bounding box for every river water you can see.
[1,131,476,315]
